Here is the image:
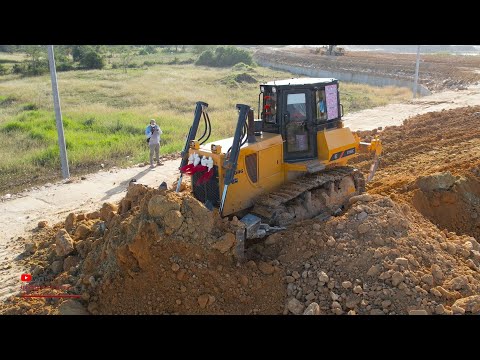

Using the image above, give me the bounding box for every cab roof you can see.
[262,78,338,86]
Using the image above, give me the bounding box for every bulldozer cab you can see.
[259,78,342,162]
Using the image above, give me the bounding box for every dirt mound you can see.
[0,184,285,315]
[252,194,480,315]
[353,106,480,240]
[412,173,480,240]
[2,186,479,315]
[221,72,258,87]
[231,63,256,73]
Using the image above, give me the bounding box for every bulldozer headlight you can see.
[260,86,265,93]
[272,87,276,93]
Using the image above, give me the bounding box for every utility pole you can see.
[413,45,421,99]
[47,45,70,179]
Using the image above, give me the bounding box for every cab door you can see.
[282,90,316,161]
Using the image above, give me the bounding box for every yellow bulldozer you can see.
[176,77,381,242]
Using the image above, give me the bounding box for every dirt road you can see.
[343,84,480,130]
[1,84,480,302]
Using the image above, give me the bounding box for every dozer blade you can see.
[367,154,380,183]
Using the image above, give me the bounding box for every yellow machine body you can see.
[188,126,364,216]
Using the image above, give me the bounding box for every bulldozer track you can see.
[252,166,365,226]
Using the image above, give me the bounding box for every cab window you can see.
[316,89,327,121]
[286,93,307,121]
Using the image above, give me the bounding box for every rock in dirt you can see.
[58,300,89,315]
[353,285,363,294]
[148,194,180,218]
[258,261,275,275]
[357,223,370,234]
[391,272,405,286]
[63,256,80,272]
[395,257,409,266]
[37,220,48,229]
[25,241,37,254]
[55,229,74,257]
[357,212,368,221]
[265,233,280,245]
[349,194,373,205]
[317,271,329,283]
[287,298,304,315]
[431,264,444,281]
[171,263,180,272]
[416,172,456,192]
[367,265,381,277]
[65,213,76,232]
[100,203,117,222]
[198,294,211,309]
[408,309,428,315]
[451,304,466,315]
[51,260,63,274]
[163,210,184,235]
[87,211,100,220]
[212,233,236,254]
[452,295,480,314]
[303,302,320,315]
[74,223,91,240]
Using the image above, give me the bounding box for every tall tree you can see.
[24,45,47,75]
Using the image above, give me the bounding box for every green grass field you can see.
[0,51,412,195]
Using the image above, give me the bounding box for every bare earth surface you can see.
[0,162,180,300]
[254,47,480,91]
[343,84,480,130]
[1,85,480,309]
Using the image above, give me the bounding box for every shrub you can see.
[195,46,254,67]
[11,61,48,76]
[195,50,215,66]
[57,62,74,72]
[26,59,49,76]
[12,63,25,74]
[232,62,256,72]
[22,103,39,111]
[71,45,91,62]
[179,58,195,64]
[192,45,215,54]
[139,45,157,55]
[0,63,6,75]
[0,95,16,106]
[80,51,105,69]
[83,118,95,127]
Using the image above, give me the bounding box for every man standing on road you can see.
[145,119,163,167]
